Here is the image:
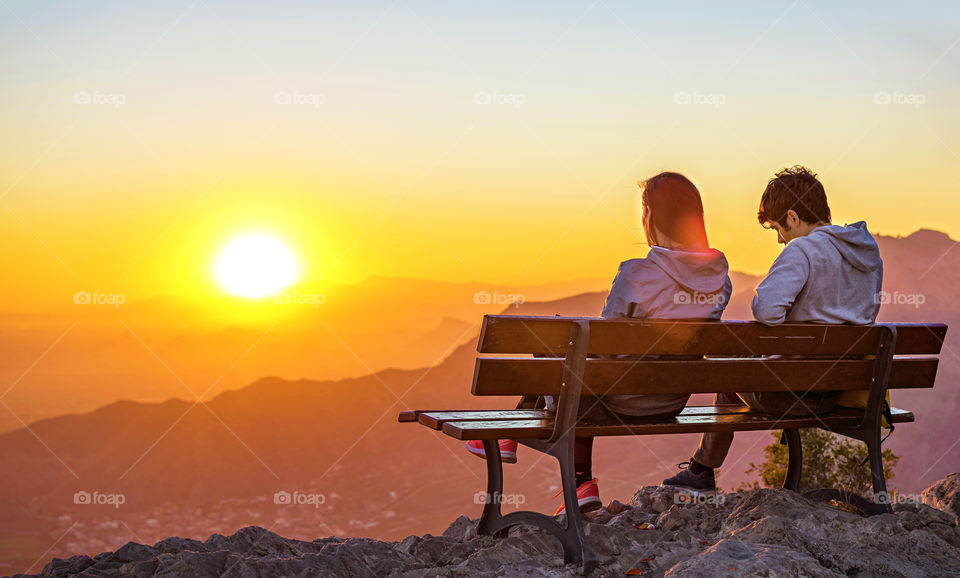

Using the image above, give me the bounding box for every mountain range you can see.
[1,229,959,575]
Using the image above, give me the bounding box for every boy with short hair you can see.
[663,165,884,492]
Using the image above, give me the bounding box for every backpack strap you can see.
[881,398,895,441]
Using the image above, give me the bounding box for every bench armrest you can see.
[547,320,590,444]
[858,325,898,431]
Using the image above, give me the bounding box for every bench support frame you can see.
[801,325,898,515]
[783,428,803,491]
[476,320,601,572]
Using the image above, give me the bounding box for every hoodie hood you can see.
[752,220,884,325]
[646,246,730,294]
[807,221,881,273]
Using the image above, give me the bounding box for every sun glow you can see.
[214,233,300,298]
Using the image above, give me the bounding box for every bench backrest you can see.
[473,316,946,397]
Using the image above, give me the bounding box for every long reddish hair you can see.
[640,172,710,249]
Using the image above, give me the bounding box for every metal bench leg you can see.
[552,436,600,572]
[866,432,893,514]
[474,438,601,573]
[804,325,897,516]
[803,427,892,516]
[783,428,803,492]
[476,439,506,536]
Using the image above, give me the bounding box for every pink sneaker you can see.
[465,440,518,464]
[553,478,602,515]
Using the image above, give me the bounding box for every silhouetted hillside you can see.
[0,277,607,434]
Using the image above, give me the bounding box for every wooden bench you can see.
[398,315,947,572]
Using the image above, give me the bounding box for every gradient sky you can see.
[1,0,958,309]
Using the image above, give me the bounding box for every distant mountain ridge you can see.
[0,276,610,434]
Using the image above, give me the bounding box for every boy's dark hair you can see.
[757,166,831,227]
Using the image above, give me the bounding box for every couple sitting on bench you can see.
[465,165,884,514]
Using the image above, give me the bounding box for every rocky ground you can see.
[15,475,960,577]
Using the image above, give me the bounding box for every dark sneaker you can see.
[661,461,717,493]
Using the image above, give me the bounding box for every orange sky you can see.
[1,2,958,311]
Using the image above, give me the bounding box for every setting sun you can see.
[214,233,300,298]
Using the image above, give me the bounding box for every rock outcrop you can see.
[923,473,960,524]
[16,478,960,578]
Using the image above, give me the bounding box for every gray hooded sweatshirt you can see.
[599,246,733,415]
[752,221,883,325]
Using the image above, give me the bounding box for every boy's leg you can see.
[663,393,741,490]
[739,391,841,417]
[691,392,743,468]
[688,391,839,471]
[667,390,841,490]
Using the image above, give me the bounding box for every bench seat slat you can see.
[398,410,467,422]
[398,410,420,422]
[472,357,938,396]
[418,410,549,429]
[414,405,753,430]
[439,407,915,440]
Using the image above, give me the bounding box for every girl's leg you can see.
[573,436,594,486]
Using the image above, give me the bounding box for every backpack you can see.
[837,389,894,430]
